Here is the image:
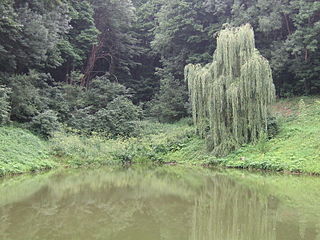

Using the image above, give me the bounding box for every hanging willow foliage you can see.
[185,24,276,156]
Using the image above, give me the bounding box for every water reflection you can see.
[0,167,319,240]
[190,177,277,240]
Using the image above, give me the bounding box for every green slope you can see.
[210,97,320,174]
[0,127,55,176]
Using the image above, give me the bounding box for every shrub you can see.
[67,107,96,134]
[6,71,53,122]
[85,76,128,109]
[58,75,142,137]
[94,96,142,137]
[148,74,188,123]
[267,116,279,138]
[48,83,86,123]
[30,110,61,138]
[66,96,142,137]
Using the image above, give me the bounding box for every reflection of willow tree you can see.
[190,176,277,240]
[0,206,11,240]
[0,167,202,240]
[1,167,320,240]
[185,24,275,156]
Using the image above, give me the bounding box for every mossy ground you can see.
[1,96,320,177]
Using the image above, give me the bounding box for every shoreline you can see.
[1,96,320,178]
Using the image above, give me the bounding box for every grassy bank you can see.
[0,127,56,176]
[0,120,199,177]
[49,119,197,167]
[210,96,320,174]
[1,96,320,177]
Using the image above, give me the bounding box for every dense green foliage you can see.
[0,119,195,176]
[149,0,320,120]
[0,0,319,176]
[185,25,276,156]
[1,97,320,176]
[0,0,319,130]
[49,119,195,167]
[0,0,142,137]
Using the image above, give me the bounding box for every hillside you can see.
[210,97,320,174]
[0,127,55,176]
[0,97,320,177]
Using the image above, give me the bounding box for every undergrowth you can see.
[210,96,320,174]
[1,96,320,177]
[0,127,55,176]
[49,119,198,167]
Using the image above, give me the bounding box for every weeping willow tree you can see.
[185,24,275,156]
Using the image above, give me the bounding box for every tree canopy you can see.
[0,0,319,137]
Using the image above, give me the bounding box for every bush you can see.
[85,76,128,109]
[267,116,279,138]
[48,83,86,123]
[6,71,53,122]
[64,76,142,137]
[0,72,143,138]
[148,74,188,123]
[67,107,96,134]
[94,96,142,137]
[30,110,61,138]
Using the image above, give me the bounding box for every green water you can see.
[0,166,320,240]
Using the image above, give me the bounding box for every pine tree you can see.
[185,24,276,156]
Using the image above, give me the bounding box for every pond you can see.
[0,166,319,240]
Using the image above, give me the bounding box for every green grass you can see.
[210,96,320,174]
[1,96,320,177]
[0,127,56,176]
[48,118,198,167]
[0,119,199,176]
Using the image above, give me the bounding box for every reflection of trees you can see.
[0,207,11,240]
[0,172,54,208]
[0,167,320,240]
[190,176,276,240]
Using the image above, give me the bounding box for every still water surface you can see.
[0,166,319,240]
